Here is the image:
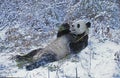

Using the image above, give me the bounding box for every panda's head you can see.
[70,20,91,35]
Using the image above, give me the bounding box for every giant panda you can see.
[16,20,91,70]
[16,23,73,70]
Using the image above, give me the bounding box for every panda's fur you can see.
[25,33,74,70]
[57,23,70,37]
[70,20,90,35]
[16,20,91,70]
[33,34,73,60]
[57,20,91,53]
[69,20,91,53]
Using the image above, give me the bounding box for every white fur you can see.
[33,35,71,60]
[70,20,89,35]
[44,35,70,59]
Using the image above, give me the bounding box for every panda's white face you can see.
[70,20,89,35]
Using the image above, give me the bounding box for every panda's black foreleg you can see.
[70,41,88,54]
[26,53,57,71]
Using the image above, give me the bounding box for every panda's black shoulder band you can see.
[57,30,70,37]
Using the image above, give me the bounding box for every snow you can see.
[0,26,9,40]
[89,39,119,78]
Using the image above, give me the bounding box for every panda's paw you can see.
[25,60,46,71]
[15,55,24,61]
[26,53,57,71]
[26,64,35,71]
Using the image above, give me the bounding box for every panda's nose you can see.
[70,27,75,31]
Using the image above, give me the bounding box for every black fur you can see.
[70,32,88,53]
[57,30,70,37]
[26,52,57,70]
[57,23,70,37]
[86,22,91,28]
[16,48,42,61]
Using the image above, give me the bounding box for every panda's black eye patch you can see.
[77,24,80,28]
[72,25,74,27]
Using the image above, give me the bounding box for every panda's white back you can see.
[44,35,70,60]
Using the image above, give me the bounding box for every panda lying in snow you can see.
[16,20,91,70]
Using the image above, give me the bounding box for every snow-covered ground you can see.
[0,36,120,78]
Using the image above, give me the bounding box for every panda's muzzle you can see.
[70,25,76,33]
[70,27,75,32]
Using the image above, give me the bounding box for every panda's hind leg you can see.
[15,48,43,68]
[26,52,57,71]
[15,48,42,61]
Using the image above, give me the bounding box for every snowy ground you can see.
[0,36,120,78]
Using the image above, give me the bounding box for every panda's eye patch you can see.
[77,24,80,28]
[72,25,74,27]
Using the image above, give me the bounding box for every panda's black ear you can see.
[86,22,91,28]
